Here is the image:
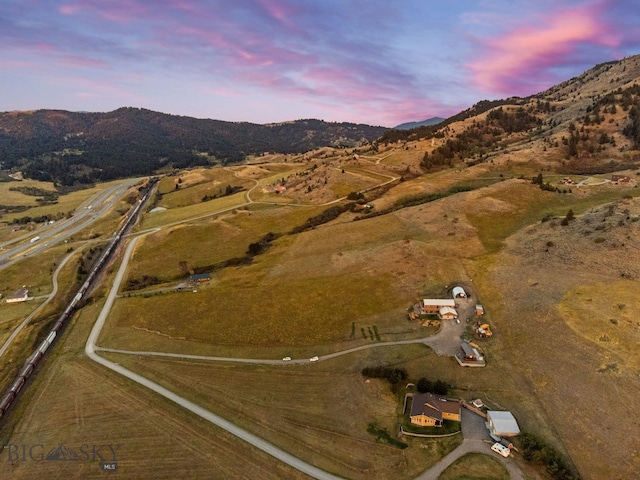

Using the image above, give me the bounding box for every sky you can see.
[2,0,640,127]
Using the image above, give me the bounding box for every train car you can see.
[10,377,25,395]
[0,392,14,415]
[37,339,50,355]
[19,363,34,379]
[52,320,64,334]
[31,350,44,365]
[46,331,56,345]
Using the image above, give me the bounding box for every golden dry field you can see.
[439,453,509,480]
[3,145,640,480]
[101,347,462,480]
[0,305,306,480]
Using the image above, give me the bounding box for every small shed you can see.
[486,411,520,437]
[452,286,466,298]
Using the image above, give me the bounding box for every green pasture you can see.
[127,204,324,282]
[157,170,253,209]
[110,268,404,346]
[140,191,249,229]
[0,179,57,207]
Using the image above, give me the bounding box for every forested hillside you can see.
[0,108,387,185]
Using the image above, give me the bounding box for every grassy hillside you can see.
[2,54,640,480]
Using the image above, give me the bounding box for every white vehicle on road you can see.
[309,356,319,362]
[282,357,291,361]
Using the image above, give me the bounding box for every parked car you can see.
[309,356,319,362]
[491,442,510,458]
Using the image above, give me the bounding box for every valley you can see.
[1,55,640,479]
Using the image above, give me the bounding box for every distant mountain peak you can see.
[393,117,445,130]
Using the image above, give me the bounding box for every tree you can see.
[566,209,575,221]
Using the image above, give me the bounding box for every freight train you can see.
[0,179,156,422]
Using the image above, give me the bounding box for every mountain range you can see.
[0,109,387,185]
[1,54,640,186]
[393,117,445,130]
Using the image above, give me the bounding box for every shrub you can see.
[362,366,408,393]
[519,433,580,480]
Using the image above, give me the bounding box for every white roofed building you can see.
[486,411,520,437]
[452,286,466,298]
[422,299,455,314]
[438,306,458,320]
[6,288,29,304]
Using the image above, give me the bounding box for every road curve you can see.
[0,250,76,359]
[85,233,342,480]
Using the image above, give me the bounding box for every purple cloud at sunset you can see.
[1,0,638,126]
[467,3,622,95]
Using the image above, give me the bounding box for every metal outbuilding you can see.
[452,286,466,298]
[486,411,520,437]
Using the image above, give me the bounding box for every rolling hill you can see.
[0,108,387,185]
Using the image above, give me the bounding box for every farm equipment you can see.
[477,323,493,337]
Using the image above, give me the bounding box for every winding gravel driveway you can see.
[85,233,342,480]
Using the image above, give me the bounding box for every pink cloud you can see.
[467,4,621,94]
[60,54,109,68]
[59,0,150,23]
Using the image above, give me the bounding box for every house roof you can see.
[410,392,460,420]
[487,411,520,435]
[422,299,455,307]
[189,273,211,281]
[461,342,479,357]
[7,288,28,300]
[439,306,458,316]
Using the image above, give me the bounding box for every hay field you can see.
[0,179,57,207]
[0,308,302,480]
[105,195,491,348]
[439,453,509,480]
[157,169,254,209]
[139,191,248,229]
[126,204,325,283]
[100,344,461,480]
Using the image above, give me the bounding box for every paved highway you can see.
[0,181,135,271]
